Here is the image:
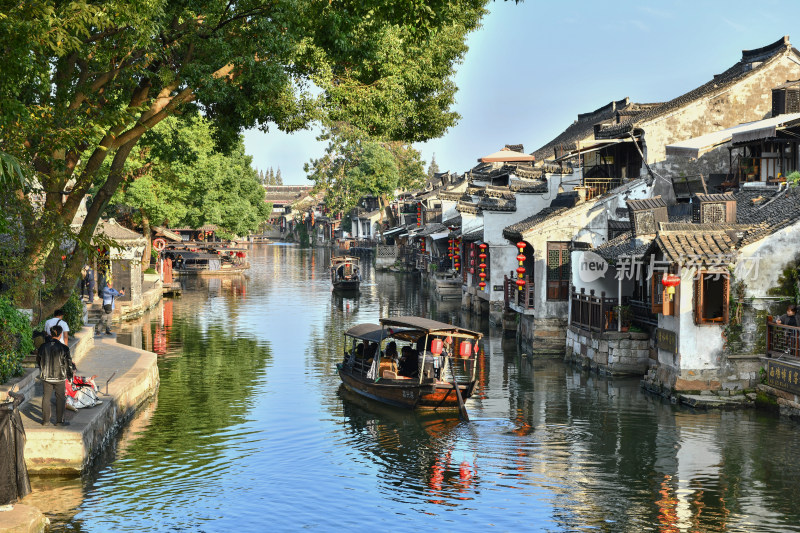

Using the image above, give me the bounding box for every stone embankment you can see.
[0,294,162,532]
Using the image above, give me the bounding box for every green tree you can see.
[114,115,272,246]
[0,0,488,315]
[306,124,425,239]
[275,168,283,185]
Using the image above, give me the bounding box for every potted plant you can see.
[615,304,632,331]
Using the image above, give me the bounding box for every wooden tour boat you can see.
[162,243,250,276]
[330,256,361,292]
[337,316,483,419]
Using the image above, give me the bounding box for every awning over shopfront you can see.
[665,112,800,158]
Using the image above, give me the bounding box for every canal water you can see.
[28,245,800,532]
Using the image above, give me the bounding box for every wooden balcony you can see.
[570,288,619,333]
[504,273,534,311]
[766,318,800,359]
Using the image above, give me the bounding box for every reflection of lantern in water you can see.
[515,241,526,291]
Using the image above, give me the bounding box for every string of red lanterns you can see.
[516,241,527,291]
[478,243,487,291]
[453,237,461,271]
[416,202,422,227]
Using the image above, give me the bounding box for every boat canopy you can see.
[344,323,412,343]
[380,316,482,340]
[331,256,359,264]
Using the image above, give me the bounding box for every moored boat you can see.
[336,316,482,417]
[330,255,361,292]
[162,244,250,276]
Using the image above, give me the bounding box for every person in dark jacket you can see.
[37,325,73,426]
[83,265,95,304]
[776,304,798,327]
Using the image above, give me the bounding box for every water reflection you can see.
[35,245,800,532]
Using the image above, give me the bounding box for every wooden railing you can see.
[570,288,619,333]
[582,178,622,201]
[629,299,658,327]
[504,273,534,311]
[767,319,800,359]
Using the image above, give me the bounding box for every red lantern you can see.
[479,272,486,279]
[430,338,443,355]
[478,281,486,289]
[661,273,681,300]
[479,253,487,260]
[479,263,486,270]
[459,341,472,358]
[515,241,527,291]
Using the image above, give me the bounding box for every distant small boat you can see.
[164,243,249,276]
[337,316,483,419]
[330,256,361,292]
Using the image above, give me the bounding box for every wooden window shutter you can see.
[694,275,703,325]
[560,245,570,299]
[546,242,569,300]
[722,274,730,325]
[651,271,661,314]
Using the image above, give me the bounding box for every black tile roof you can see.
[627,196,667,211]
[654,231,737,264]
[594,232,654,262]
[478,197,516,212]
[734,186,800,244]
[667,203,693,222]
[531,98,660,161]
[597,36,796,139]
[502,207,569,241]
[509,178,549,194]
[607,219,632,231]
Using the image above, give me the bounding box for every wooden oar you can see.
[449,356,469,422]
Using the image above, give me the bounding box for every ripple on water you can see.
[47,247,800,532]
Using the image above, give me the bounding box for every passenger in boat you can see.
[364,342,378,363]
[385,341,398,360]
[354,343,364,359]
[398,346,419,378]
[776,304,798,327]
[379,341,398,376]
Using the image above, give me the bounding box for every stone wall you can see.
[642,53,800,165]
[642,354,761,396]
[518,315,568,357]
[564,325,650,375]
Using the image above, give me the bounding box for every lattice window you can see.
[701,203,725,224]
[547,242,570,300]
[634,210,655,235]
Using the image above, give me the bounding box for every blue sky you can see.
[243,0,796,185]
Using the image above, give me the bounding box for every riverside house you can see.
[502,35,800,357]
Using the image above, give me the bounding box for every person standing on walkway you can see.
[43,308,69,346]
[83,265,95,304]
[37,324,73,426]
[100,280,124,335]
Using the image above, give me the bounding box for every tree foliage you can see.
[0,0,488,314]
[305,123,426,220]
[113,115,271,240]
